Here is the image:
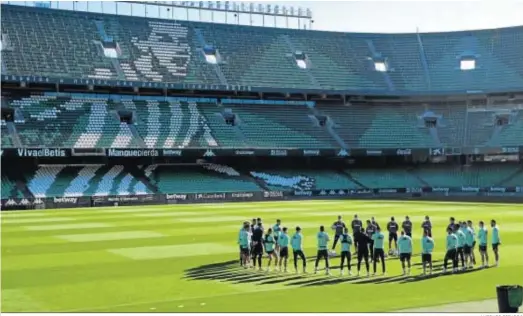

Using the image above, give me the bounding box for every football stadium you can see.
[1,1,523,313]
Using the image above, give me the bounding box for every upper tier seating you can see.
[3,5,523,93]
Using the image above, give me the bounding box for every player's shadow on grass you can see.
[295,276,363,287]
[185,259,302,285]
[399,267,482,284]
[413,259,443,267]
[184,258,474,288]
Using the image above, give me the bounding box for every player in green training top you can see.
[372,226,386,275]
[277,227,290,272]
[238,221,252,268]
[421,230,434,275]
[464,221,475,269]
[491,219,501,267]
[339,227,353,276]
[398,231,413,275]
[263,228,276,272]
[291,226,307,274]
[443,227,458,273]
[454,224,466,270]
[273,219,282,256]
[315,226,331,275]
[478,221,489,268]
[467,220,477,265]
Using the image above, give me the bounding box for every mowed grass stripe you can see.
[4,201,519,222]
[23,223,114,231]
[3,207,521,249]
[2,202,508,228]
[57,231,166,242]
[108,243,239,260]
[2,199,504,218]
[1,217,76,224]
[3,206,521,239]
[6,225,522,257]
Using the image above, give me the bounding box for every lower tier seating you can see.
[146,165,260,194]
[1,164,521,199]
[22,165,152,198]
[348,169,423,189]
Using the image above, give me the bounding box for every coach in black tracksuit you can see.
[354,227,372,274]
[351,215,363,253]
[251,222,264,268]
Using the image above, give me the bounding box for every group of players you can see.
[237,215,501,277]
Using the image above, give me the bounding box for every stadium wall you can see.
[2,186,522,211]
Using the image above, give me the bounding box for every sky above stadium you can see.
[9,0,523,33]
[294,1,523,33]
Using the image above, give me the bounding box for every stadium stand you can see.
[1,119,13,148]
[1,175,21,199]
[21,165,153,198]
[428,101,467,147]
[316,103,438,148]
[349,169,424,189]
[490,109,523,146]
[8,95,143,148]
[123,98,218,148]
[223,102,336,148]
[1,4,522,203]
[2,5,523,93]
[3,94,523,150]
[146,165,261,194]
[415,165,519,187]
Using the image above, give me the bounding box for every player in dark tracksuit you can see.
[331,216,346,251]
[371,217,381,230]
[251,222,264,269]
[354,227,372,277]
[387,217,399,253]
[365,220,377,259]
[447,217,456,233]
[402,216,413,238]
[422,216,432,237]
[249,219,257,258]
[351,215,363,253]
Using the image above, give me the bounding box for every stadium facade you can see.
[1,4,523,210]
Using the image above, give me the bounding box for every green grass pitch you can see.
[1,200,522,312]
